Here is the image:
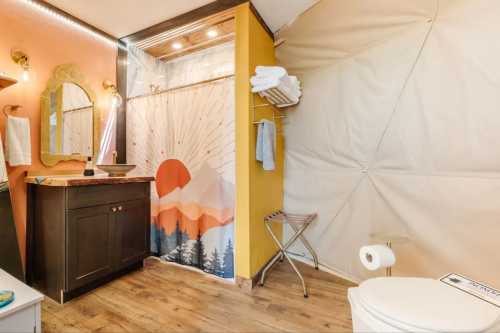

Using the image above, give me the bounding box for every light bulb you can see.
[111,93,123,109]
[22,69,30,82]
[207,29,218,38]
[172,42,182,50]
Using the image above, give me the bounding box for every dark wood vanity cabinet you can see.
[27,180,152,303]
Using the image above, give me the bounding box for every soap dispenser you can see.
[84,157,95,176]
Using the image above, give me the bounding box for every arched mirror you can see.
[41,65,100,166]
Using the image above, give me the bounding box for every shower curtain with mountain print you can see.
[126,44,235,279]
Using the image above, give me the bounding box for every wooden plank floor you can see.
[42,258,355,332]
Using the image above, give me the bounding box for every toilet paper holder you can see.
[385,241,393,277]
[367,234,411,277]
[363,241,394,276]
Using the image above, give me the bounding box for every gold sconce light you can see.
[11,49,30,82]
[103,80,123,108]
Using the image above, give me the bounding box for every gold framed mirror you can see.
[41,64,100,166]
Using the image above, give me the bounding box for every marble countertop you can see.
[24,173,154,187]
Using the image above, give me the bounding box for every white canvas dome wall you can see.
[277,0,500,285]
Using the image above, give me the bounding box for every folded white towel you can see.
[252,79,300,103]
[258,89,299,107]
[255,66,287,78]
[251,77,280,92]
[252,74,300,91]
[6,116,31,166]
[289,75,301,89]
[250,75,275,87]
[0,135,8,183]
[251,66,302,107]
[256,119,276,171]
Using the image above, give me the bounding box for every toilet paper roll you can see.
[359,245,396,271]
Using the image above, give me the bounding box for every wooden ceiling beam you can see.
[157,33,235,62]
[145,17,235,60]
[121,0,250,45]
[136,8,235,50]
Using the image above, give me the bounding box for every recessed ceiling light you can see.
[207,29,218,38]
[172,42,182,50]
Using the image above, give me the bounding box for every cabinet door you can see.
[66,205,114,290]
[114,199,150,269]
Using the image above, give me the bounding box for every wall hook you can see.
[2,105,22,117]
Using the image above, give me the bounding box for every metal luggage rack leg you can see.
[259,210,318,298]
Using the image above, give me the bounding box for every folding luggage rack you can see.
[259,210,318,297]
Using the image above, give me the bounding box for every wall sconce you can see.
[103,80,123,108]
[11,49,30,82]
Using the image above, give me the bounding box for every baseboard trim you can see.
[290,254,361,285]
[236,251,360,293]
[236,250,280,293]
[235,275,255,293]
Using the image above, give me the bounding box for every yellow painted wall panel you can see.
[234,3,252,279]
[235,3,283,279]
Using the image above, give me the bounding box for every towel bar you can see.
[250,93,287,129]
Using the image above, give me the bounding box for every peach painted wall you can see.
[0,0,117,266]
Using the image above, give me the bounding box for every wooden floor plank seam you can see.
[42,258,355,333]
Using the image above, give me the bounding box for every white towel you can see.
[256,119,276,171]
[6,116,31,166]
[255,66,287,78]
[289,75,301,90]
[250,75,276,87]
[252,72,299,88]
[252,80,300,105]
[252,77,280,92]
[0,136,8,183]
[252,74,300,91]
[251,75,301,97]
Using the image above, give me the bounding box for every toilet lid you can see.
[358,278,500,333]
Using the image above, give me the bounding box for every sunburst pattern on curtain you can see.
[127,71,235,278]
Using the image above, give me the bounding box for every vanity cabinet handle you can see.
[111,206,123,213]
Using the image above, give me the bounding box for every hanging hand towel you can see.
[256,119,276,171]
[6,116,31,166]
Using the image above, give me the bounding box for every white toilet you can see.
[348,277,500,332]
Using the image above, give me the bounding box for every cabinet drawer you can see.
[67,183,149,209]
